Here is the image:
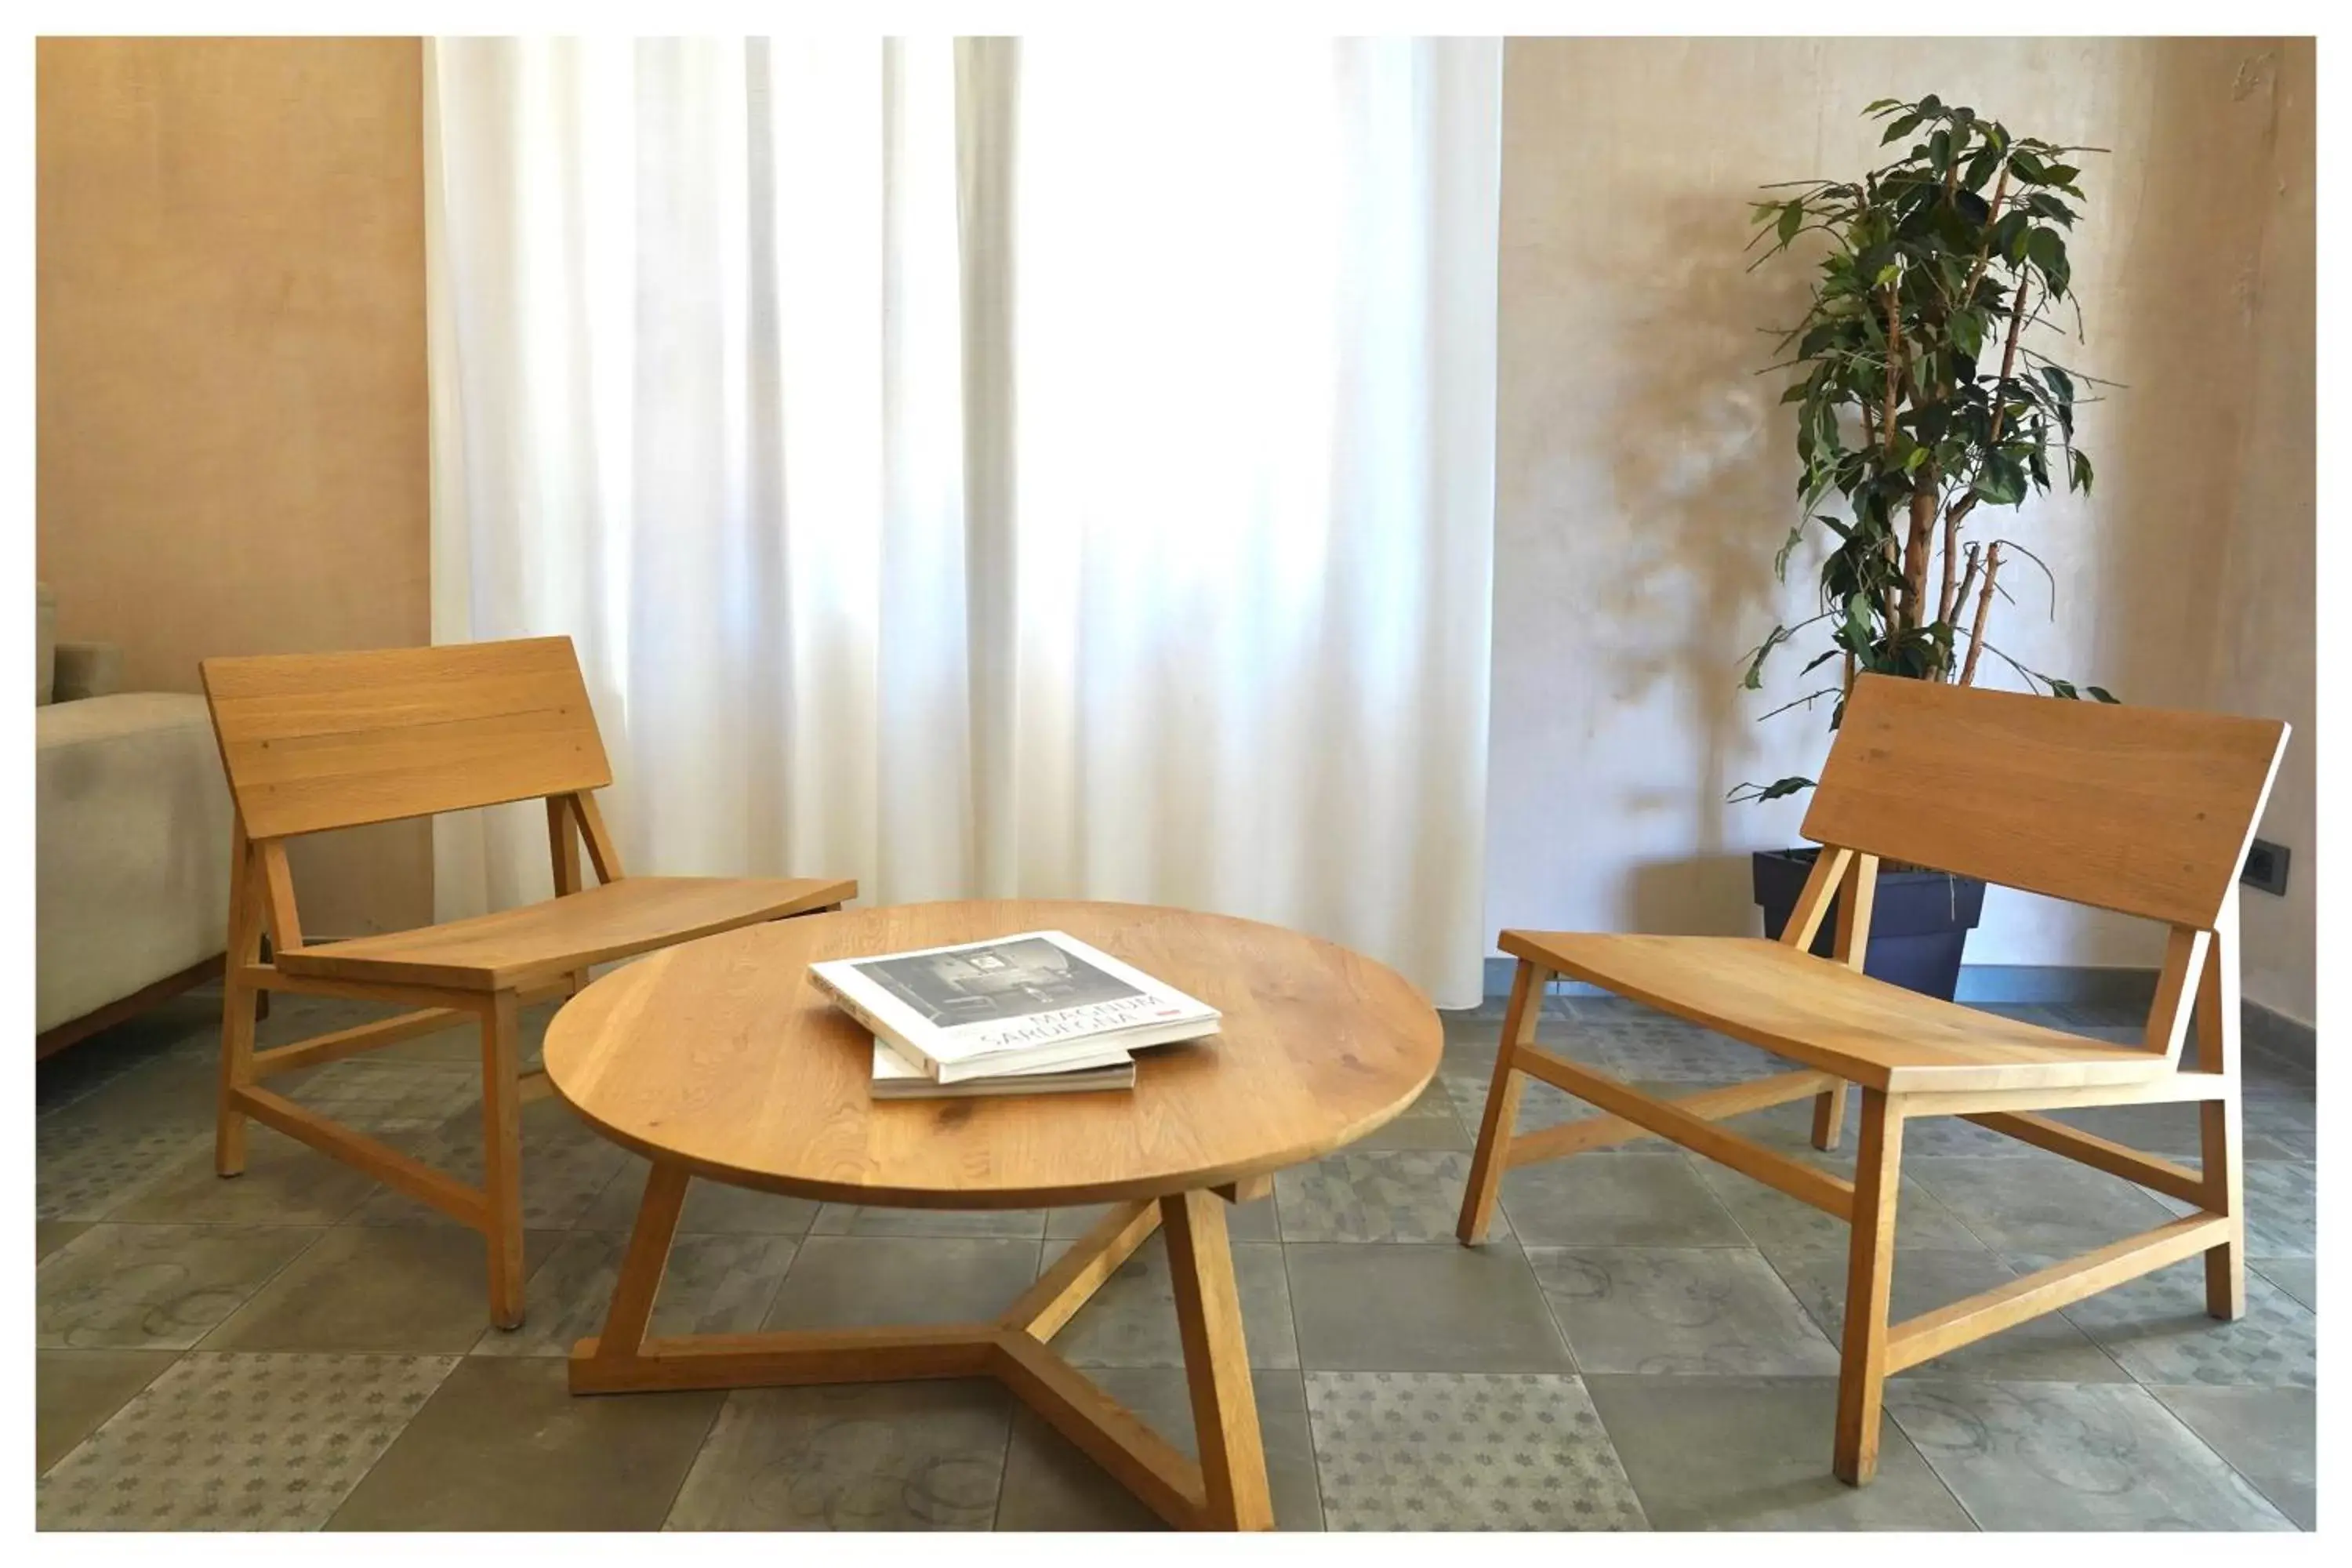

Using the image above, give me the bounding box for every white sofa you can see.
[36,583,234,1049]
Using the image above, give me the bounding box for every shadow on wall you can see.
[1594,188,1822,909]
[1627,852,1762,938]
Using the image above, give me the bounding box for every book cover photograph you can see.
[855,935,1143,1027]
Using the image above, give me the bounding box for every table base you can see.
[568,1162,1276,1531]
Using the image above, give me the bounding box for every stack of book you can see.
[810,930,1220,1099]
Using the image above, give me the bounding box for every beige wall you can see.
[1489,38,2316,1019]
[38,38,434,935]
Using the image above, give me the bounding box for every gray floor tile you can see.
[1348,1083,1469,1150]
[1882,1114,2031,1157]
[352,1098,631,1230]
[667,1379,1014,1530]
[34,1120,212,1221]
[1530,1247,1838,1375]
[203,1224,563,1354]
[37,1349,176,1475]
[2252,1255,2316,1312]
[1905,1152,2179,1255]
[2147,1384,2315,1530]
[112,1129,382,1226]
[328,1355,723,1530]
[1050,1234,1295,1369]
[38,1222,321,1349]
[1287,1241,1571,1373]
[995,1366,1322,1530]
[581,1161,821,1236]
[2150,1160,2314,1257]
[480,1229,798,1357]
[38,1351,456,1530]
[1500,1152,1748,1247]
[1046,1195,1277,1241]
[1305,1370,1646,1530]
[809,1203,1050,1239]
[37,1220,90,1261]
[1584,1374,1973,1530]
[1277,1149,1504,1243]
[1770,1247,2129,1384]
[764,1236,1043,1331]
[1591,1018,1783,1083]
[1693,1160,1987,1254]
[1884,1379,2295,1529]
[2049,1256,2316,1388]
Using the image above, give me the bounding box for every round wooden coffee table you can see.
[542,898,1439,1531]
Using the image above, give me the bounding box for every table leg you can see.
[1163,1188,1276,1530]
[566,1173,1275,1530]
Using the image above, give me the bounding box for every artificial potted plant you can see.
[1737,95,2114,1000]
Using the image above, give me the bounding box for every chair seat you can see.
[274,875,856,993]
[1501,931,2170,1094]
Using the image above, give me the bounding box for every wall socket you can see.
[2241,837,2292,896]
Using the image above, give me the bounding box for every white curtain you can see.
[425,36,1501,1005]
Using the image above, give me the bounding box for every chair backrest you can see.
[1802,674,2288,931]
[201,637,613,840]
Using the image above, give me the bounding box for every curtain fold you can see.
[425,36,1500,1004]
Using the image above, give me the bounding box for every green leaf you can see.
[1780,381,1811,404]
[1917,93,1943,114]
[1863,97,1904,114]
[1929,128,1953,170]
[1882,112,1923,145]
[2070,448,2094,493]
[1777,201,1802,245]
[1971,452,2027,506]
[1731,775,1819,805]
[1950,307,1986,360]
[1962,140,2002,191]
[2009,148,2049,183]
[2087,686,2119,703]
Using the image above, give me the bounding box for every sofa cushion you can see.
[36,692,234,1032]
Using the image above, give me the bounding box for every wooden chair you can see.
[199,637,855,1329]
[1456,674,2288,1484]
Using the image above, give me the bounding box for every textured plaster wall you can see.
[37,38,434,935]
[1487,37,2316,1019]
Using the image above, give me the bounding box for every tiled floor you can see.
[34,983,2318,1530]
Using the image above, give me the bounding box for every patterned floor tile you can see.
[2148,1160,2314,1258]
[1528,1247,1838,1376]
[38,1223,321,1349]
[666,1379,1014,1530]
[478,1229,798,1356]
[37,1352,456,1530]
[2146,1384,2315,1530]
[1499,1152,1748,1247]
[351,1099,630,1230]
[1051,1235,1296,1369]
[34,1120,212,1221]
[2252,1255,2316,1312]
[1584,1374,1973,1530]
[2047,1257,2316,1388]
[1589,1018,1784,1083]
[1305,1370,1647,1530]
[326,1356,724,1531]
[1276,1149,1504,1243]
[1883,1379,2294,1530]
[38,1220,91,1261]
[995,1367,1323,1530]
[1765,1247,2128,1381]
[1287,1241,1572,1373]
[271,1057,483,1135]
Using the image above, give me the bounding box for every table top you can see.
[541,899,1443,1208]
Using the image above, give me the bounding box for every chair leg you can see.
[216,829,265,1178]
[2194,913,2245,1319]
[481,989,528,1330]
[1457,959,1545,1245]
[1833,1087,1904,1486]
[1810,1080,1848,1151]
